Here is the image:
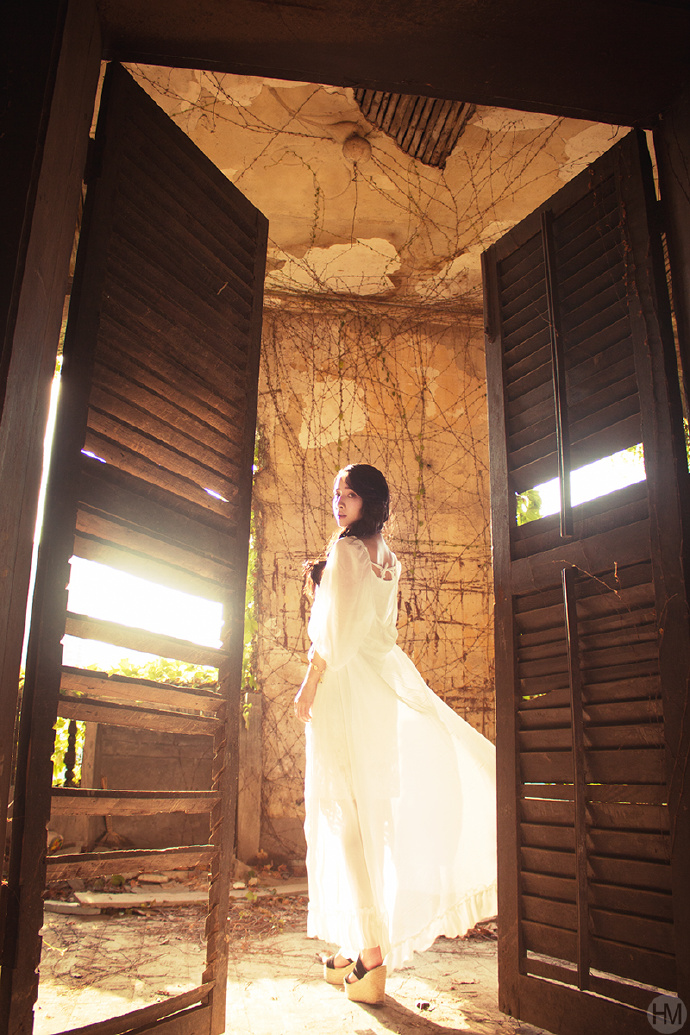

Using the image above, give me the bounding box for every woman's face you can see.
[332,473,363,529]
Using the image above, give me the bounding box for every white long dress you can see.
[304,535,497,971]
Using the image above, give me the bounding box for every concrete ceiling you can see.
[98,0,690,126]
[130,66,630,304]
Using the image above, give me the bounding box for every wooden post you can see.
[237,692,263,862]
[0,1,101,1026]
[0,0,101,883]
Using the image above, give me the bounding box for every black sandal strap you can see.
[325,954,353,970]
[351,956,368,980]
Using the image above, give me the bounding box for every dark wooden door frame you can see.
[2,2,690,1031]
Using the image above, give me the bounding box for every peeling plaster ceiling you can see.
[130,66,629,303]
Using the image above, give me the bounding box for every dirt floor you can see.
[35,879,551,1035]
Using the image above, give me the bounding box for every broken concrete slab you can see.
[44,900,101,917]
[73,890,208,908]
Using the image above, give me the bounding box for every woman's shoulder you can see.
[330,535,370,562]
[358,535,397,570]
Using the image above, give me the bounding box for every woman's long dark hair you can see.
[304,463,390,594]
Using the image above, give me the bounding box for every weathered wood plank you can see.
[60,666,223,713]
[64,611,226,668]
[57,695,220,735]
[515,416,643,497]
[522,894,577,929]
[511,521,651,595]
[526,956,662,1013]
[88,382,242,478]
[520,821,575,850]
[94,305,247,446]
[105,228,251,357]
[512,483,649,558]
[521,748,665,787]
[588,828,669,862]
[72,526,231,600]
[519,706,572,731]
[588,800,669,831]
[520,783,666,804]
[505,368,553,424]
[521,753,575,782]
[622,131,690,1008]
[91,358,243,461]
[519,685,571,710]
[496,229,542,287]
[520,846,576,878]
[125,92,261,251]
[585,698,663,727]
[585,724,664,750]
[521,871,576,902]
[510,399,640,488]
[82,426,239,518]
[589,881,672,921]
[589,853,672,892]
[100,309,247,422]
[50,788,220,815]
[520,797,574,824]
[78,464,239,559]
[519,728,572,751]
[566,343,634,402]
[589,934,675,991]
[45,844,214,880]
[116,165,255,317]
[51,986,212,1035]
[585,747,666,785]
[482,242,523,1014]
[516,970,664,1035]
[522,918,577,961]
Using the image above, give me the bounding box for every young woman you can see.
[294,463,497,1005]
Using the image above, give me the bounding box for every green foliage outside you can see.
[241,511,259,694]
[110,657,217,686]
[516,487,543,526]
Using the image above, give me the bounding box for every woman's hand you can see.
[294,670,319,722]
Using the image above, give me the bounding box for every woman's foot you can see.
[318,951,355,984]
[344,953,387,1005]
[345,946,383,979]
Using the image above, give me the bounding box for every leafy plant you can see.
[516,487,543,526]
[106,656,216,687]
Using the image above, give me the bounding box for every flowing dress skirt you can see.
[304,644,497,971]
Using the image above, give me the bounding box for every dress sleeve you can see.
[307,537,375,672]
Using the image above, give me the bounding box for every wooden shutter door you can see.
[3,63,267,1035]
[483,130,690,1034]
